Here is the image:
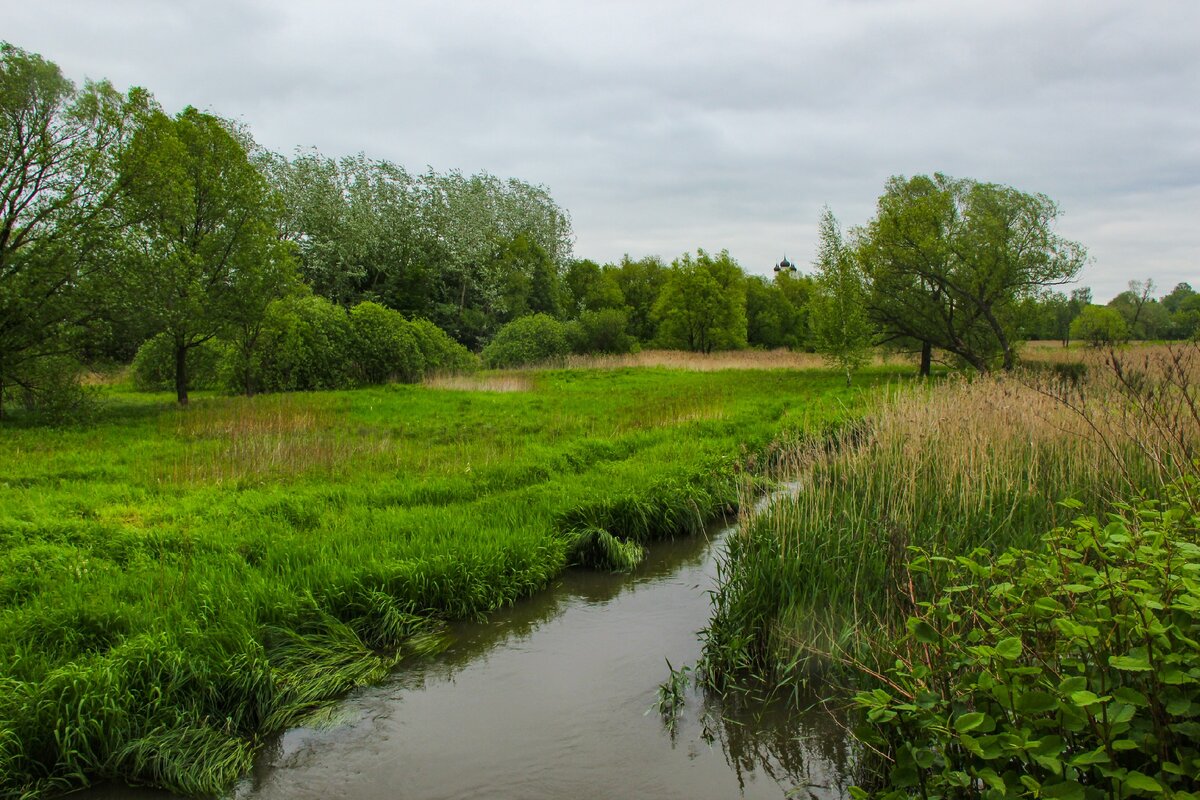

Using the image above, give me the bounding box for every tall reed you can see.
[703,344,1200,688]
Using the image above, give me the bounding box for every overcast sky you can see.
[9,0,1197,299]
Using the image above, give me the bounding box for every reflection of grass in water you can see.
[0,366,894,798]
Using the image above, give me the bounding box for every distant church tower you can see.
[773,256,797,274]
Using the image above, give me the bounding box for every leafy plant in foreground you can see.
[852,479,1200,799]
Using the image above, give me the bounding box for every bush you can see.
[1071,306,1130,347]
[241,295,355,392]
[2,356,96,424]
[132,334,225,392]
[481,313,570,368]
[409,317,478,373]
[349,302,424,384]
[567,309,636,355]
[853,480,1200,799]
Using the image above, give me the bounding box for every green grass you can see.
[0,365,893,798]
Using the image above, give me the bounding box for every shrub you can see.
[241,295,355,392]
[853,480,1200,799]
[1071,306,1130,347]
[3,356,96,423]
[567,309,636,355]
[408,318,478,373]
[132,334,225,392]
[349,302,424,384]
[481,313,570,368]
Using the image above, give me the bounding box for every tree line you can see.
[3,41,1194,417]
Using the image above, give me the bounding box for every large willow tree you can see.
[857,174,1087,373]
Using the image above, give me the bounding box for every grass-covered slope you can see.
[0,366,889,798]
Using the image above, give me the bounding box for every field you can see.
[0,365,896,798]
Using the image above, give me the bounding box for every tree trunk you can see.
[919,340,932,377]
[1002,346,1016,371]
[175,343,189,406]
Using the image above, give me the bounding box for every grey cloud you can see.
[6,0,1197,299]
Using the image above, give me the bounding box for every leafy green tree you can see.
[1070,304,1129,346]
[858,174,1086,373]
[0,43,149,415]
[494,233,560,321]
[746,275,803,349]
[242,293,355,392]
[809,209,873,384]
[564,258,624,317]
[567,308,635,355]
[611,255,667,343]
[119,107,293,405]
[653,249,747,353]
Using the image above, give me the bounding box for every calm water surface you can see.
[89,517,856,800]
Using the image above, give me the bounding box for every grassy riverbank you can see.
[703,344,1200,692]
[0,365,893,798]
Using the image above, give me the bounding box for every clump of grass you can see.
[704,344,1200,689]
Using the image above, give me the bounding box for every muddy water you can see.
[88,518,857,800]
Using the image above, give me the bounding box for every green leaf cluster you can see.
[855,478,1200,799]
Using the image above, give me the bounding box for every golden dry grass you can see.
[148,394,388,485]
[421,373,535,392]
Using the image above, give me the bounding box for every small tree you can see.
[653,249,747,353]
[810,208,873,384]
[119,107,293,405]
[1070,304,1130,346]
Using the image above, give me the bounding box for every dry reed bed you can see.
[706,344,1200,682]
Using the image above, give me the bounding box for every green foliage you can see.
[482,313,571,367]
[348,301,424,384]
[118,106,294,404]
[858,173,1086,371]
[264,154,573,344]
[746,274,807,350]
[853,482,1200,799]
[653,249,748,353]
[612,255,668,343]
[564,259,625,316]
[2,355,96,423]
[567,308,637,355]
[232,294,355,392]
[0,43,149,416]
[408,317,478,373]
[811,208,873,383]
[1071,305,1131,347]
[132,333,225,392]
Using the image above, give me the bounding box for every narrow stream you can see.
[87,516,857,799]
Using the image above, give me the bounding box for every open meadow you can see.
[0,364,897,797]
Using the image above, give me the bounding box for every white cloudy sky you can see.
[9,0,1198,299]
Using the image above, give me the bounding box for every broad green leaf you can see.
[1124,772,1163,794]
[1109,654,1152,671]
[995,637,1023,660]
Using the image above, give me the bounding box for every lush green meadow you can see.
[0,365,892,798]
